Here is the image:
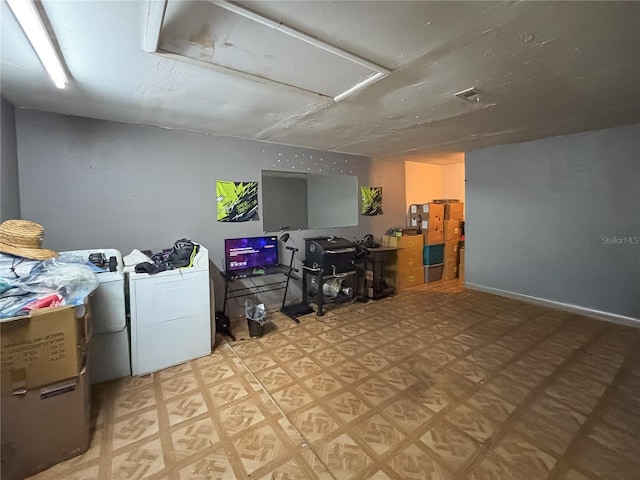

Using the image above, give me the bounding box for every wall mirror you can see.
[261,170,359,232]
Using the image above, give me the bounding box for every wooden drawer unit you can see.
[397,249,423,271]
[396,267,425,289]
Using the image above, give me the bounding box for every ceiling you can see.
[2,1,639,163]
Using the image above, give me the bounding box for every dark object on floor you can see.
[281,301,314,322]
[215,311,235,341]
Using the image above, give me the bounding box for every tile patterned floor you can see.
[26,280,640,480]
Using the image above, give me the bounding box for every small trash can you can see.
[245,300,268,338]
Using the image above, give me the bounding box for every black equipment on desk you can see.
[304,236,356,275]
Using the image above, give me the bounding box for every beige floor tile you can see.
[312,433,373,479]
[198,361,235,386]
[113,385,157,419]
[233,423,290,476]
[239,352,277,372]
[217,398,267,437]
[353,413,406,456]
[356,376,397,405]
[333,360,370,384]
[269,384,315,413]
[171,417,221,462]
[325,390,373,423]
[23,286,640,480]
[110,438,166,480]
[304,371,345,399]
[446,404,497,445]
[206,377,249,407]
[253,365,296,392]
[570,437,640,480]
[160,373,199,400]
[294,335,330,353]
[310,347,349,368]
[358,351,393,372]
[289,404,341,443]
[492,431,557,480]
[111,408,160,451]
[388,443,454,480]
[165,392,209,427]
[466,387,517,423]
[176,447,237,480]
[420,421,479,472]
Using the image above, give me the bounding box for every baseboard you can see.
[464,282,640,327]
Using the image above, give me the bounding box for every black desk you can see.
[362,247,398,299]
[221,265,296,317]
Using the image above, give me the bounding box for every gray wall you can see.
[1,98,21,221]
[15,110,407,314]
[466,124,640,320]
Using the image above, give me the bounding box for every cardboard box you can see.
[445,202,464,220]
[1,368,90,480]
[383,235,423,251]
[444,219,461,242]
[1,303,90,395]
[444,240,460,261]
[459,248,465,279]
[396,267,424,289]
[423,230,445,245]
[401,228,419,236]
[443,259,459,280]
[408,203,444,232]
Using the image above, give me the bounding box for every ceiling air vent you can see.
[454,87,481,102]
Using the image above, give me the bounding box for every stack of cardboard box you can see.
[1,303,92,480]
[408,203,444,246]
[437,200,464,280]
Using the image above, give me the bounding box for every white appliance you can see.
[127,244,213,376]
[62,248,131,384]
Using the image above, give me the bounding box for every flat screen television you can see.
[225,236,279,273]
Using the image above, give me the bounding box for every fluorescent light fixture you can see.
[7,0,68,88]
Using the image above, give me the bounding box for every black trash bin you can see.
[245,300,267,338]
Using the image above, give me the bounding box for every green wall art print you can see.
[361,186,383,216]
[216,180,260,222]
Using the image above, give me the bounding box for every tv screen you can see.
[225,236,279,272]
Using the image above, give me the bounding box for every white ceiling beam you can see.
[143,0,167,53]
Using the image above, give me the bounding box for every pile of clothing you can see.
[0,220,99,319]
[124,238,200,275]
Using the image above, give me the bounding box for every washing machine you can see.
[62,248,131,384]
[127,244,213,376]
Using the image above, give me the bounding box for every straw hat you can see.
[0,219,58,260]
